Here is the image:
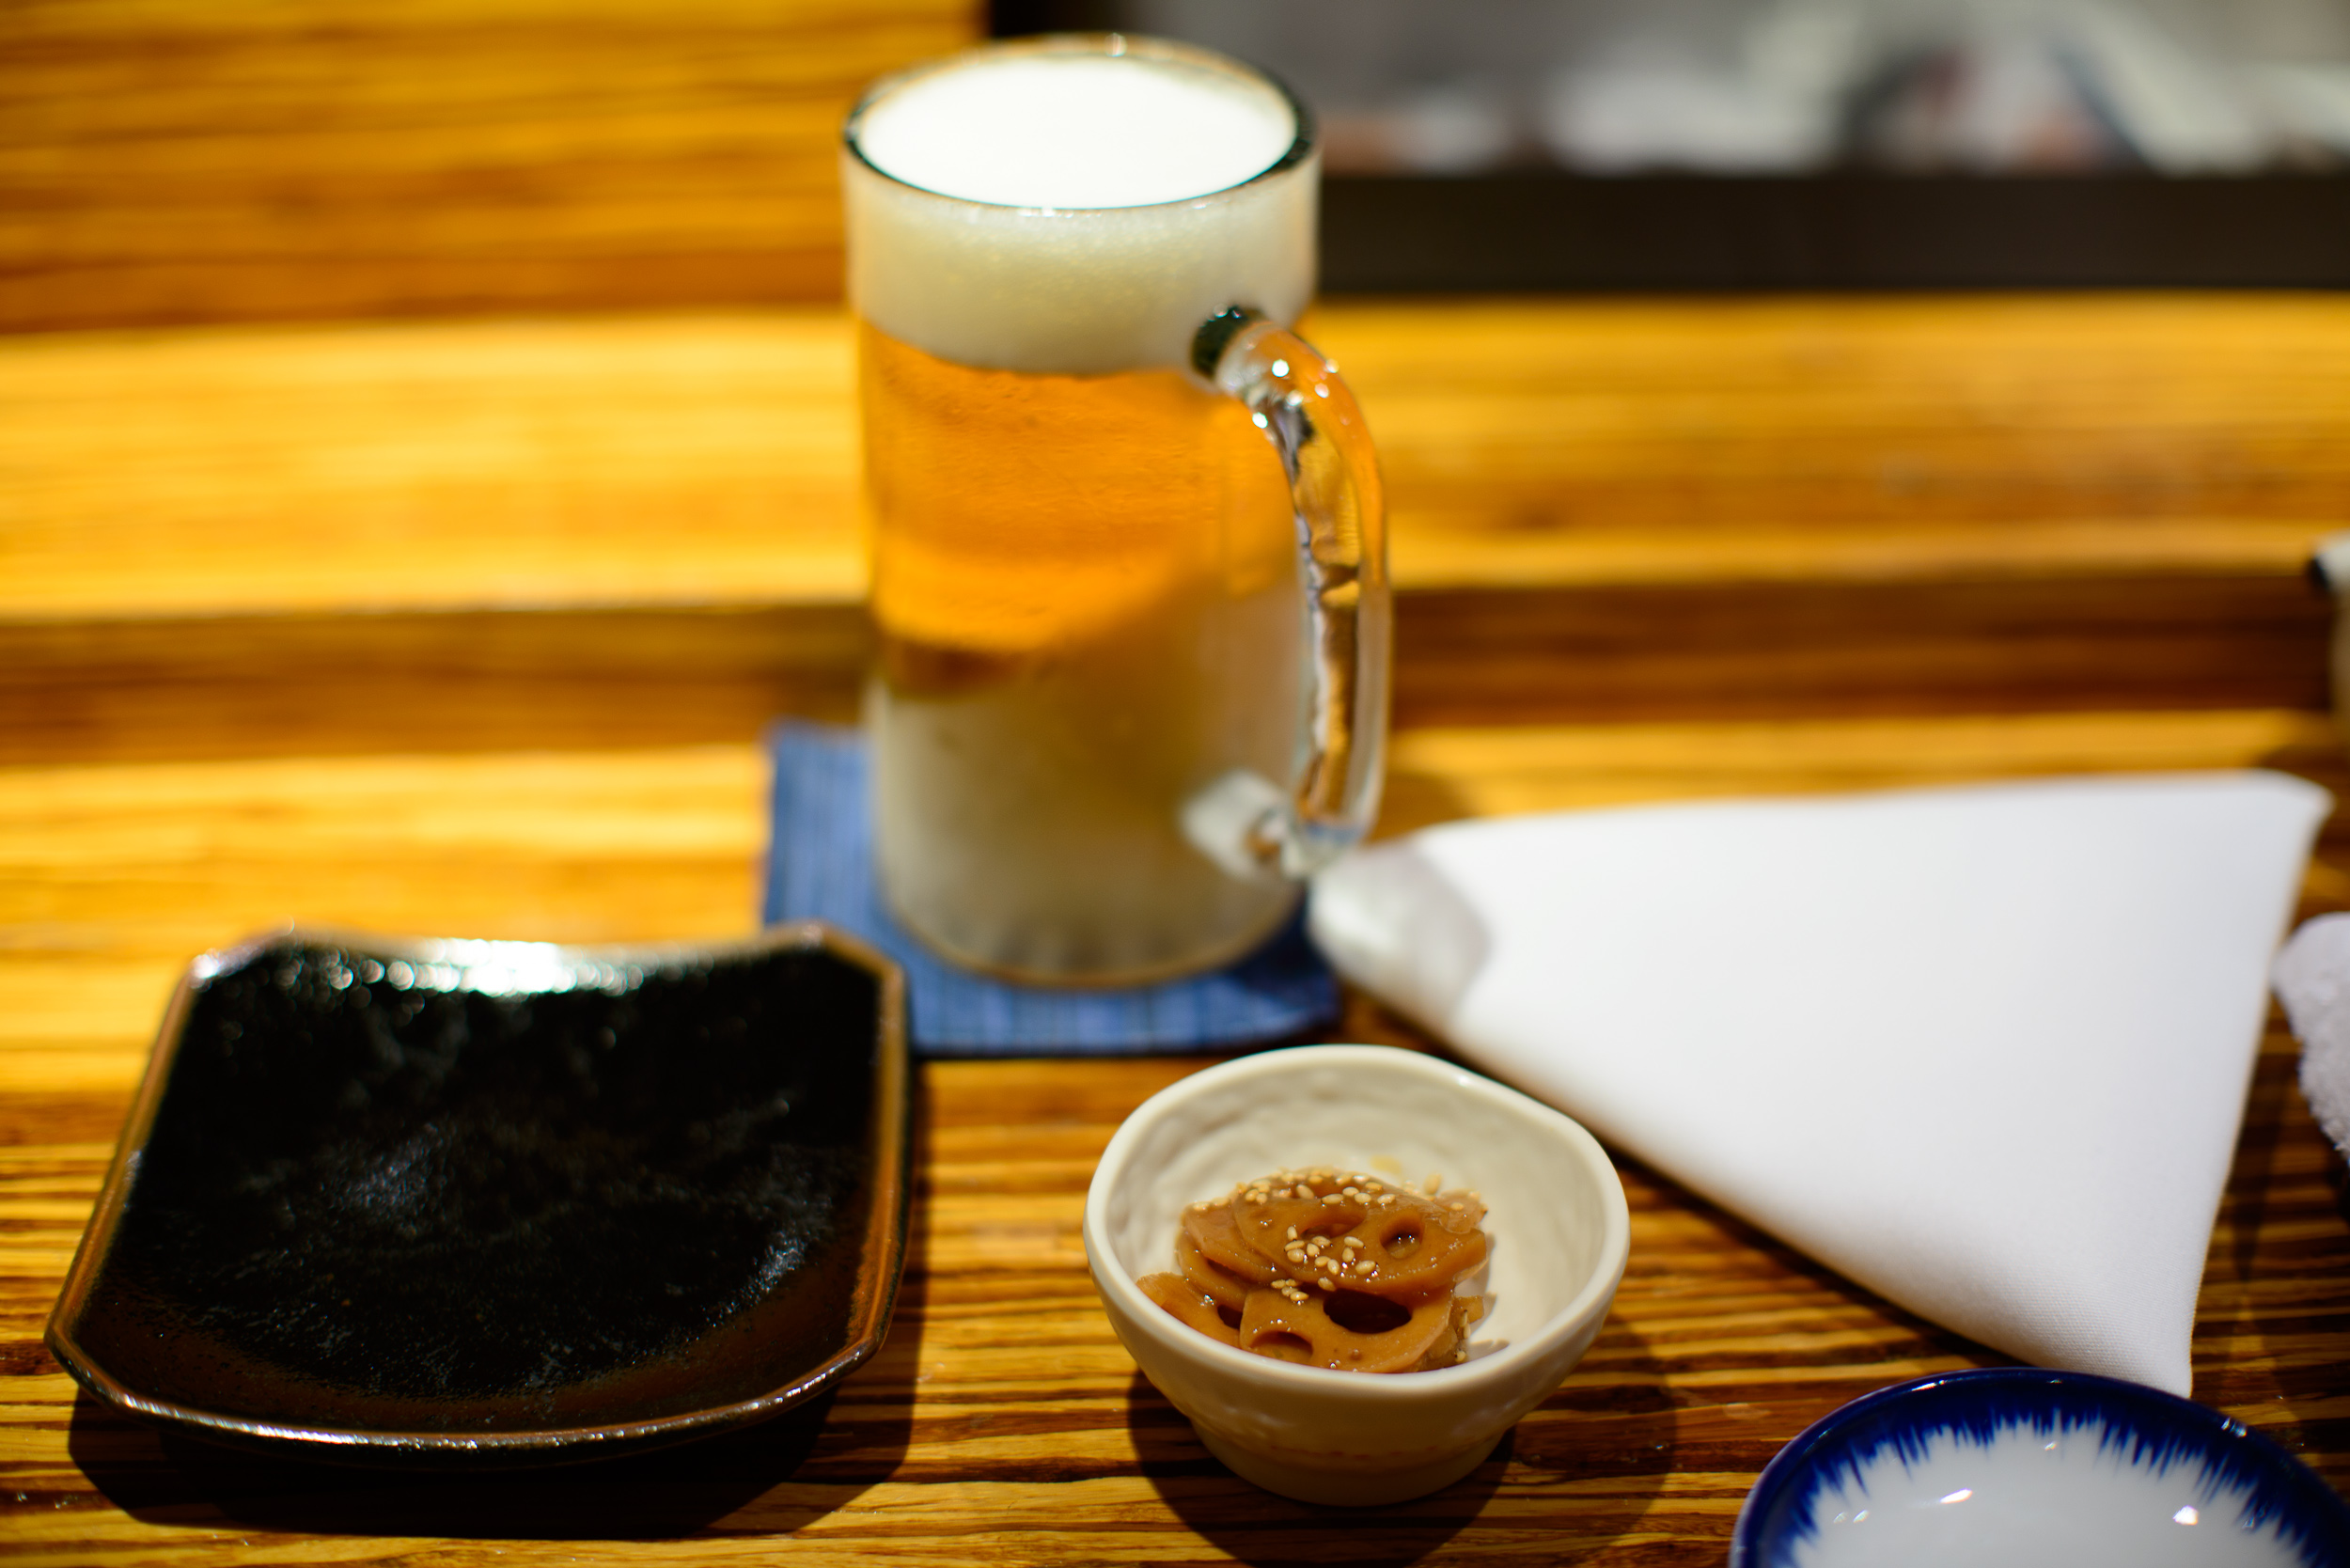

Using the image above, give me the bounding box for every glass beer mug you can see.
[843,35,1389,984]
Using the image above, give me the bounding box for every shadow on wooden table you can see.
[1121,1320,1679,1566]
[64,1380,908,1540]
[61,1261,930,1541]
[64,1377,913,1539]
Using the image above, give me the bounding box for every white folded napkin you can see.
[2270,915,2350,1162]
[1309,772,2329,1396]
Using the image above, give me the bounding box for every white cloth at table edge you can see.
[2270,914,2350,1162]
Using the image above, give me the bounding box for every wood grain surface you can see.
[0,0,978,332]
[5,292,2350,1560]
[4,296,2345,763]
[2,713,2347,1564]
[9,297,2343,620]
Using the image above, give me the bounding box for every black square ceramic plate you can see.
[48,923,908,1466]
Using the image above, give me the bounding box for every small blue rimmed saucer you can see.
[1733,1368,2350,1567]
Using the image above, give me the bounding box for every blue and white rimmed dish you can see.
[1733,1368,2350,1568]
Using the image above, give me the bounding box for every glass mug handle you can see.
[1180,306,1392,882]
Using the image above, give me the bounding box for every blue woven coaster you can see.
[760,722,1340,1057]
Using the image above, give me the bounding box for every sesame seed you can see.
[1341,1186,1360,1199]
[1315,1278,1335,1292]
[1353,1262,1373,1276]
[1425,1173,1442,1193]
[1449,1202,1465,1211]
[1285,1226,1297,1240]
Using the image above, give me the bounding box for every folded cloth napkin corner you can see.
[1309,771,2331,1396]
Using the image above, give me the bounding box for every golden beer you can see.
[845,37,1386,982]
[862,321,1304,979]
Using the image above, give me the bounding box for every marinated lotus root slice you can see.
[1137,1273,1242,1347]
[1350,1192,1488,1304]
[1180,1199,1282,1287]
[1232,1171,1486,1302]
[1175,1227,1250,1315]
[1411,1293,1488,1372]
[1235,1283,1455,1372]
[1229,1171,1371,1278]
[1432,1187,1490,1234]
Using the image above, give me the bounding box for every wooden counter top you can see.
[4,295,2349,1563]
[10,296,2342,625]
[6,295,2345,764]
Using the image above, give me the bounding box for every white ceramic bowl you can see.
[1084,1043,1630,1505]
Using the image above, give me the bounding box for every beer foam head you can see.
[844,39,1317,375]
[854,54,1296,210]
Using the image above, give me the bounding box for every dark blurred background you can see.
[7,0,2342,333]
[995,0,2350,287]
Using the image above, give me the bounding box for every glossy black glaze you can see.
[49,927,909,1466]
